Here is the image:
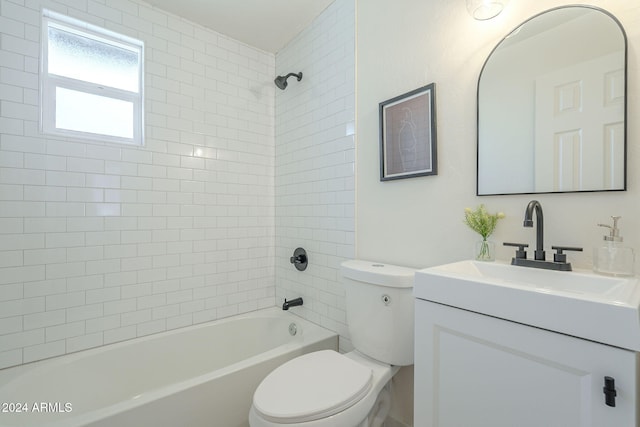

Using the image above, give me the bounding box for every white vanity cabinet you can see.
[414,299,638,427]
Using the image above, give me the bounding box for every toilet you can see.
[249,260,415,427]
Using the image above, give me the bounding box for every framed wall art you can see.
[379,83,437,181]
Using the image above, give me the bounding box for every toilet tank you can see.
[340,260,416,366]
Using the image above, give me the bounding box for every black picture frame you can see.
[379,83,437,181]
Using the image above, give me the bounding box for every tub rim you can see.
[0,307,337,427]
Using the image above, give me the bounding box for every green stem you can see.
[477,239,492,261]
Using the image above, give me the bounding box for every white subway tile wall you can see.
[274,0,355,343]
[0,0,278,369]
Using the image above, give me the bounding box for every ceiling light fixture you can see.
[466,0,508,20]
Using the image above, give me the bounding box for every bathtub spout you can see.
[282,297,303,310]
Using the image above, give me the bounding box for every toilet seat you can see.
[252,350,372,423]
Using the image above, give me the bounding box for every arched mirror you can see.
[477,6,627,195]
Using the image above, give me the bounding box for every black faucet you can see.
[282,297,303,311]
[523,200,545,261]
[505,200,582,271]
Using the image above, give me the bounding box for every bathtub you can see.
[0,308,338,427]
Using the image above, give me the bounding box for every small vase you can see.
[475,239,495,262]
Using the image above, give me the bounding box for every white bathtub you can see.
[0,308,338,427]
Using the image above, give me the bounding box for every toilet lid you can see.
[253,350,373,423]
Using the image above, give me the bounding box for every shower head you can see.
[274,72,303,90]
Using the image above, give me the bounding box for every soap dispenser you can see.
[593,216,635,277]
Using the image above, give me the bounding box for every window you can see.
[41,10,144,145]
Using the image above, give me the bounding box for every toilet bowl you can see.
[249,350,398,427]
[249,260,416,427]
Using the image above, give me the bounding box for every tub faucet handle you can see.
[290,254,306,264]
[290,247,308,271]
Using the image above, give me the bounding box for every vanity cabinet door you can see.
[414,299,638,427]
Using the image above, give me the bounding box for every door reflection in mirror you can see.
[477,6,627,195]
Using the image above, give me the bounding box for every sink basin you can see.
[414,260,640,351]
[432,260,635,299]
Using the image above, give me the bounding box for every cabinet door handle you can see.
[603,376,617,407]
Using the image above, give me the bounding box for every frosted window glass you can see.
[48,26,140,92]
[55,87,134,139]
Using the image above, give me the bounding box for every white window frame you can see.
[40,10,144,145]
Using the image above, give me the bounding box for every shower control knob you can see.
[290,247,308,271]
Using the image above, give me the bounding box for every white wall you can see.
[274,0,355,343]
[358,3,639,425]
[0,0,276,369]
[357,0,640,273]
